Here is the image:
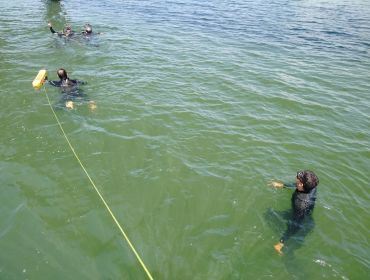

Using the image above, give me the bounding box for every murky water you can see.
[1,0,369,279]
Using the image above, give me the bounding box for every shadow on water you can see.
[264,207,316,277]
[44,0,67,27]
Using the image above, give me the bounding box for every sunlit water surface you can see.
[0,0,369,279]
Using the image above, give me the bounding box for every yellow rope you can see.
[43,87,154,280]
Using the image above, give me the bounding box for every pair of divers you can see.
[48,22,98,38]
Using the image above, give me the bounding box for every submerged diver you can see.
[48,22,75,37]
[46,68,96,110]
[269,170,319,255]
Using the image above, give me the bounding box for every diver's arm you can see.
[48,22,56,33]
[274,217,302,254]
[49,26,56,34]
[48,80,61,87]
[268,181,295,189]
[66,79,87,86]
[283,182,296,189]
[48,23,63,36]
[75,80,86,85]
[274,202,305,254]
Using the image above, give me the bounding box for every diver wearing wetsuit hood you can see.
[46,68,95,110]
[47,68,84,88]
[82,24,93,35]
[270,170,319,254]
[81,23,102,39]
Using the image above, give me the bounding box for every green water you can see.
[1,0,369,279]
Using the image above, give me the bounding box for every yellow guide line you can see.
[43,87,153,280]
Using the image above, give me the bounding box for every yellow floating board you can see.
[32,69,47,89]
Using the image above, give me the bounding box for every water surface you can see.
[0,0,369,279]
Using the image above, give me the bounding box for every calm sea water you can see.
[1,0,369,279]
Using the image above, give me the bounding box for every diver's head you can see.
[57,68,68,80]
[84,24,92,34]
[296,170,319,192]
[64,25,72,35]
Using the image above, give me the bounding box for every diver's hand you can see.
[88,101,97,112]
[48,22,52,27]
[65,101,74,110]
[268,181,285,189]
[274,242,284,255]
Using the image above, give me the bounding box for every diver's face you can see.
[65,27,72,35]
[296,178,304,192]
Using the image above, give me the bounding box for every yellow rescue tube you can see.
[32,69,47,89]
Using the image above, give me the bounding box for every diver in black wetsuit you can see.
[46,68,96,110]
[269,170,319,254]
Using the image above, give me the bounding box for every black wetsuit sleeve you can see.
[50,26,63,37]
[74,80,86,85]
[48,80,61,87]
[284,182,296,189]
